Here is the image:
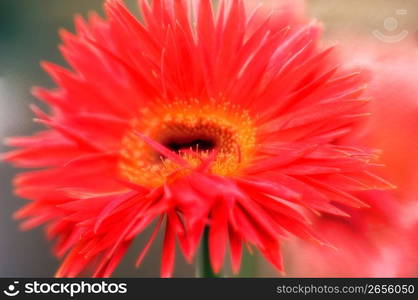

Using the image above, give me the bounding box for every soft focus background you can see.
[1,0,418,277]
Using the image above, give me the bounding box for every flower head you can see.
[3,0,389,277]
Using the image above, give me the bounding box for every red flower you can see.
[286,191,418,277]
[3,0,389,277]
[285,39,418,277]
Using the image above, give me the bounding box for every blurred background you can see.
[1,0,418,277]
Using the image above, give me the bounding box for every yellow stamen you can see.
[119,98,256,187]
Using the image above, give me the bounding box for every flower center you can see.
[164,138,216,153]
[118,99,256,187]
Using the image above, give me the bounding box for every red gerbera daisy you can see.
[3,0,390,277]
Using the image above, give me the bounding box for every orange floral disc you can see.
[120,98,256,187]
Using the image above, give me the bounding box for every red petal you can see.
[229,226,243,274]
[136,216,163,267]
[161,217,176,278]
[209,204,229,274]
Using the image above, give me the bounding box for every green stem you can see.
[198,227,220,278]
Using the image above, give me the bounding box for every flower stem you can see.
[198,227,220,278]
